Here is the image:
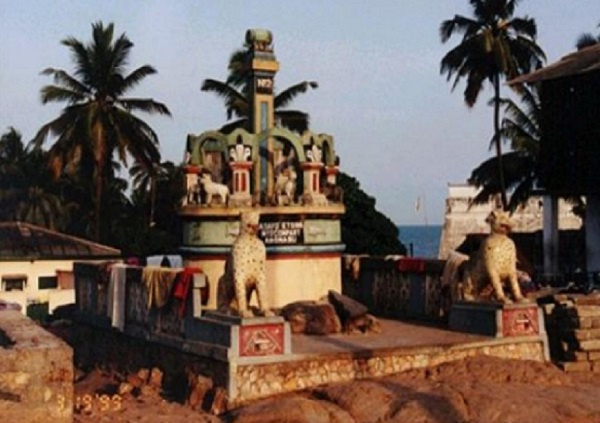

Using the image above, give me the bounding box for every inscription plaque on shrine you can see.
[259,221,304,245]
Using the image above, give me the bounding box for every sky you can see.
[1,1,598,225]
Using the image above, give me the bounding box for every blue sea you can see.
[397,225,442,259]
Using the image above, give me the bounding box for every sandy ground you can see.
[73,355,600,423]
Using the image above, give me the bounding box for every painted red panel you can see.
[502,306,539,337]
[239,323,285,356]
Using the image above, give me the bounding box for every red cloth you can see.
[397,258,426,273]
[172,267,203,317]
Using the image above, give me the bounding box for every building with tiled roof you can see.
[0,222,121,316]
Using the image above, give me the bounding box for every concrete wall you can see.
[0,310,73,422]
[342,256,446,321]
[185,254,342,309]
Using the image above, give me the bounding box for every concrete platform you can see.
[230,318,548,405]
[292,319,488,356]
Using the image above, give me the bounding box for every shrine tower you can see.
[180,29,345,309]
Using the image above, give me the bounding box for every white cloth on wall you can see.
[441,251,469,288]
[146,255,183,269]
[107,263,127,331]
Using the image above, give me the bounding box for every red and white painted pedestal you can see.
[186,311,291,359]
[449,301,549,360]
[449,301,545,338]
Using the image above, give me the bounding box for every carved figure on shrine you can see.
[200,173,229,206]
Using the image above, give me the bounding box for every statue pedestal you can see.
[449,301,546,338]
[186,311,291,359]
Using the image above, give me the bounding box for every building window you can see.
[38,276,58,290]
[1,275,27,291]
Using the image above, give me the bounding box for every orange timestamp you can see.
[57,393,122,412]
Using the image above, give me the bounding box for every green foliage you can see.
[338,172,406,256]
[0,127,67,229]
[469,84,540,211]
[201,45,317,133]
[576,22,600,50]
[0,126,183,256]
[33,21,171,241]
[440,0,545,209]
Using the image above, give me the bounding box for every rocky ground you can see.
[74,355,600,423]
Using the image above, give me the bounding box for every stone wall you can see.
[0,310,73,422]
[545,293,600,372]
[233,339,545,406]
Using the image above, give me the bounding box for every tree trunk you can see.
[150,174,156,227]
[93,163,103,242]
[493,75,508,210]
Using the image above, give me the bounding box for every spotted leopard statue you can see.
[217,211,274,318]
[456,210,528,304]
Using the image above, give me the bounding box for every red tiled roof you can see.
[0,222,121,260]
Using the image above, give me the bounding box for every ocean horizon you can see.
[397,225,442,259]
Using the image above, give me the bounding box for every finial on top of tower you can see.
[245,29,273,52]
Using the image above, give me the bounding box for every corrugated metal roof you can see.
[0,222,121,260]
[510,44,600,84]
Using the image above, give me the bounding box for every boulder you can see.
[149,367,163,390]
[344,313,381,334]
[327,290,368,323]
[314,381,396,423]
[281,301,341,335]
[187,374,214,410]
[209,387,228,415]
[225,395,353,423]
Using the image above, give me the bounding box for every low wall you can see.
[342,256,446,320]
[233,337,545,405]
[0,310,73,422]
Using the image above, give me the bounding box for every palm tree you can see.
[32,21,171,241]
[440,0,545,209]
[469,84,540,210]
[0,127,66,228]
[201,47,318,133]
[130,160,172,227]
[576,22,600,50]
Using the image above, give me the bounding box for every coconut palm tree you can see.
[469,84,540,210]
[201,47,318,133]
[440,0,545,209]
[0,127,66,228]
[576,22,600,50]
[32,21,171,241]
[129,160,173,227]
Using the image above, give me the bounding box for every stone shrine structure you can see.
[179,30,345,310]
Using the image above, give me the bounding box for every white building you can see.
[0,222,121,315]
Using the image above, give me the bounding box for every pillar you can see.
[542,194,559,280]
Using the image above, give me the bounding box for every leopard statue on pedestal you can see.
[454,210,528,304]
[217,211,274,318]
